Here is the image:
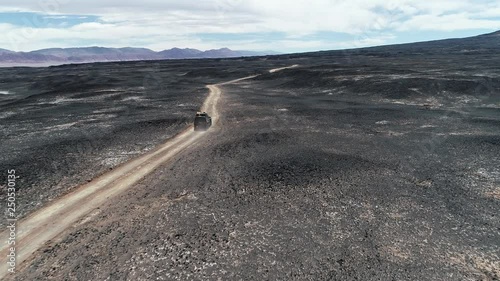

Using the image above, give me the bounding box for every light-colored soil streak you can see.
[268,64,299,73]
[0,66,296,279]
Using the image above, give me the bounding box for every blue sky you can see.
[0,0,499,53]
[0,12,99,28]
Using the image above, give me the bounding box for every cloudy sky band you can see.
[0,0,499,52]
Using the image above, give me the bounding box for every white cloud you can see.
[0,0,499,52]
[397,13,500,31]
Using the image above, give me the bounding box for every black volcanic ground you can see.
[0,59,277,226]
[2,34,500,280]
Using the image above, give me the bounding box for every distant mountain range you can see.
[278,30,500,60]
[0,47,276,66]
[2,30,499,67]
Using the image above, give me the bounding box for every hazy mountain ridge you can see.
[0,47,273,66]
[269,30,500,60]
[1,30,499,66]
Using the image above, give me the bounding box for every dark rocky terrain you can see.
[2,32,500,280]
[0,59,282,226]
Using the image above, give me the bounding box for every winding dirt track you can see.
[268,64,299,73]
[0,66,297,278]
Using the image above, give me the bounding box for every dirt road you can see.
[0,67,296,279]
[268,64,299,73]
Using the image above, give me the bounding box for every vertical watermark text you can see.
[6,169,18,274]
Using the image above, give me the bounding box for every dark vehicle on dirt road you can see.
[194,112,212,131]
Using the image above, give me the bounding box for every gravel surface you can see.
[0,59,287,226]
[9,51,500,280]
[3,38,500,280]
